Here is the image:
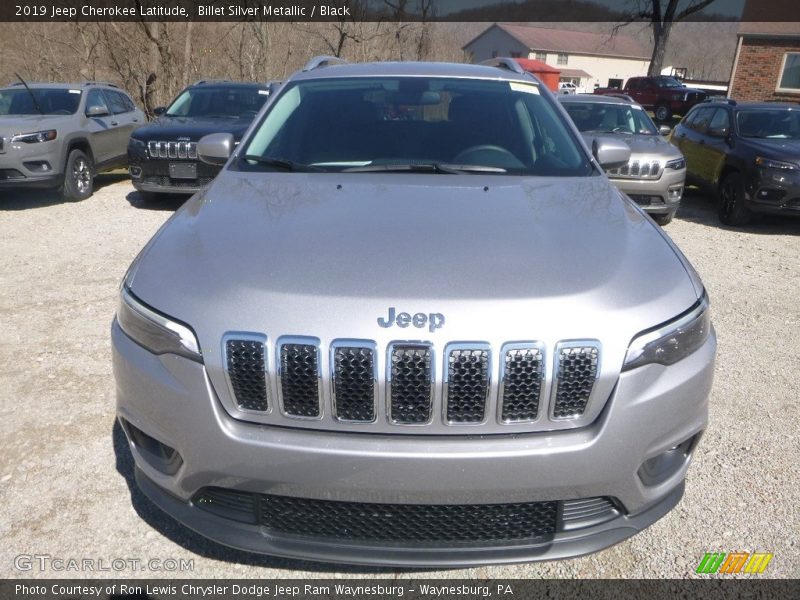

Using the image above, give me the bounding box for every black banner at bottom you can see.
[2,579,798,600]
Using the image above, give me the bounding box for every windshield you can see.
[239,77,594,176]
[563,102,659,135]
[165,86,268,118]
[736,109,800,139]
[0,88,81,115]
[655,77,683,88]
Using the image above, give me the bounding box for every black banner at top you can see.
[2,0,800,22]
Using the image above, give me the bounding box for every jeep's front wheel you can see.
[654,104,671,122]
[62,149,94,201]
[718,172,752,226]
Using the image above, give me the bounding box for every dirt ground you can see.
[1,176,798,579]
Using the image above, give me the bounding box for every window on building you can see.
[557,53,568,65]
[491,50,498,58]
[535,52,546,61]
[607,78,624,89]
[510,51,522,58]
[778,52,800,91]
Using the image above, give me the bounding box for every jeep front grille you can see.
[147,140,198,160]
[225,339,269,412]
[444,346,490,423]
[332,343,376,422]
[389,344,433,424]
[220,337,604,433]
[278,340,321,418]
[607,159,662,180]
[552,344,600,418]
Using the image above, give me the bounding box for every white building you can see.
[463,23,651,92]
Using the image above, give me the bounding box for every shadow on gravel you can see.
[0,173,129,211]
[112,421,416,575]
[125,190,190,212]
[675,189,800,236]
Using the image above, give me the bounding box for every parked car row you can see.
[0,77,280,201]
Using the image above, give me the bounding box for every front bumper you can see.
[745,168,800,217]
[112,320,715,566]
[128,151,219,195]
[0,142,63,188]
[611,167,686,216]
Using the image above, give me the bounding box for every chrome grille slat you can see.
[500,345,544,422]
[388,344,433,424]
[279,340,321,418]
[332,343,376,423]
[552,343,600,419]
[444,345,490,424]
[147,140,198,160]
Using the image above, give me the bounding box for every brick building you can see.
[728,22,800,103]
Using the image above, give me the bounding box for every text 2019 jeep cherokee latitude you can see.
[112,58,716,567]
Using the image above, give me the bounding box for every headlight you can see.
[622,297,710,371]
[12,129,57,143]
[665,157,686,170]
[117,286,201,362]
[755,156,799,171]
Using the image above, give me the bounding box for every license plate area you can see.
[169,162,197,179]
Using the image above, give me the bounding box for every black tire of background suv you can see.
[718,171,753,226]
[653,212,674,226]
[62,149,94,201]
[654,104,671,122]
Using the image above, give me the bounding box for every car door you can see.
[673,106,714,186]
[637,79,658,109]
[103,89,140,165]
[83,88,116,165]
[704,108,733,186]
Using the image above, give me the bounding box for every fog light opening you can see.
[668,185,683,201]
[120,418,183,475]
[129,166,142,178]
[638,432,701,487]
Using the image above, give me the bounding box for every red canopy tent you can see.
[512,58,561,92]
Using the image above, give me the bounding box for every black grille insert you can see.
[445,348,490,423]
[226,339,269,412]
[501,347,544,422]
[553,345,599,418]
[280,342,320,418]
[389,345,432,424]
[332,345,375,422]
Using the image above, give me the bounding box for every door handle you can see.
[678,133,686,139]
[111,121,119,126]
[132,118,139,123]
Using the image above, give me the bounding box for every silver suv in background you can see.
[0,80,143,200]
[559,94,686,225]
[113,57,715,566]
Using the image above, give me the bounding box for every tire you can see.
[62,149,94,201]
[718,172,752,226]
[654,104,671,122]
[653,212,674,226]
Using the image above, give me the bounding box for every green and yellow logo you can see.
[696,551,773,574]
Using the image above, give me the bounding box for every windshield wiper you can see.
[343,163,506,174]
[14,72,44,115]
[241,155,323,172]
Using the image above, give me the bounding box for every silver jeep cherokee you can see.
[112,58,716,567]
[559,94,687,225]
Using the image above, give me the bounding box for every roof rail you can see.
[479,57,526,75]
[192,79,233,86]
[302,56,348,72]
[81,81,118,88]
[703,97,736,105]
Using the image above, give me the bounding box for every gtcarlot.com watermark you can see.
[14,554,194,572]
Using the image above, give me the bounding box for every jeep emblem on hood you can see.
[377,307,445,333]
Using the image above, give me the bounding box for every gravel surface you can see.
[1,178,798,579]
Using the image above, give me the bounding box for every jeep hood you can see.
[126,171,701,364]
[580,132,683,159]
[131,116,253,142]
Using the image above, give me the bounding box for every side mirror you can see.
[152,106,167,117]
[86,105,109,118]
[708,125,729,138]
[197,133,235,166]
[659,125,672,136]
[592,136,631,170]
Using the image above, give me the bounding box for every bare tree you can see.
[619,0,719,75]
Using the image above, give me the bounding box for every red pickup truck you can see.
[594,76,707,122]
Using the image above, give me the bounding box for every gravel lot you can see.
[1,177,798,579]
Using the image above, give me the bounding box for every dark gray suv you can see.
[0,81,144,200]
[113,58,716,567]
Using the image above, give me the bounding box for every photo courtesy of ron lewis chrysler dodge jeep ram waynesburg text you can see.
[112,57,716,567]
